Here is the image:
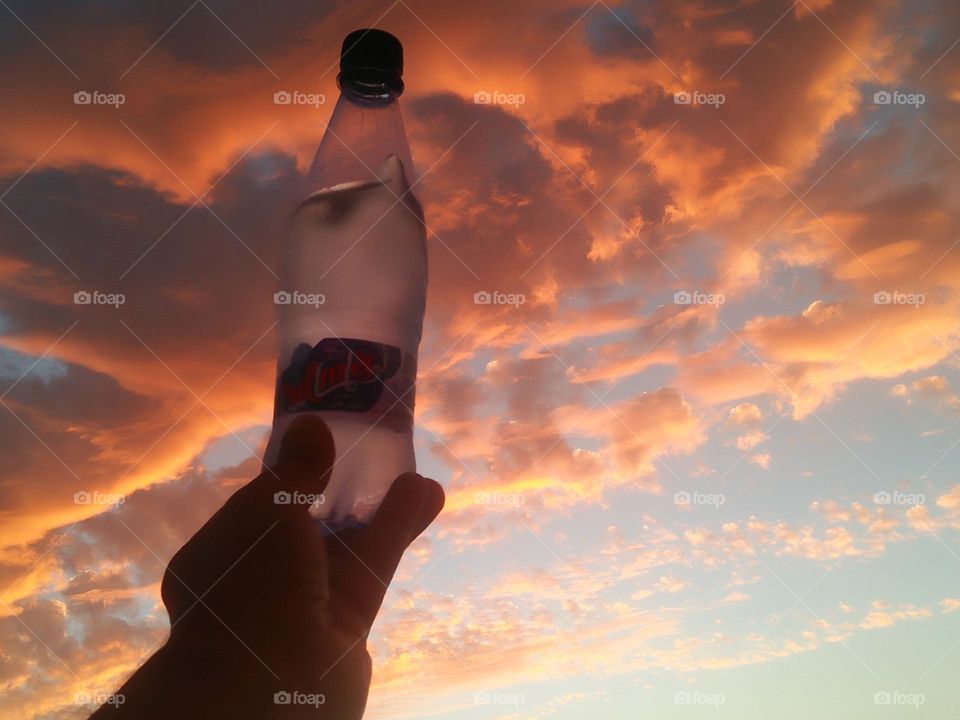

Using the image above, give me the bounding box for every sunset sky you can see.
[2,0,960,717]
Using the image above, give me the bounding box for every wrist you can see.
[91,624,351,719]
[91,633,282,719]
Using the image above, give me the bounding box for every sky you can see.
[1,0,959,717]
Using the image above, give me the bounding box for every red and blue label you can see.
[278,338,402,413]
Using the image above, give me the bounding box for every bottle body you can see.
[263,90,426,527]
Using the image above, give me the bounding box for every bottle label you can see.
[276,338,413,421]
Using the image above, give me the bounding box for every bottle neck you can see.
[305,92,416,194]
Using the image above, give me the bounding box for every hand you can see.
[93,415,444,719]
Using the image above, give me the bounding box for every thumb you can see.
[211,415,335,523]
[263,415,336,500]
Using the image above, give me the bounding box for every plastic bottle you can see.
[263,29,426,528]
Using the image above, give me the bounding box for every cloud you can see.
[941,598,960,614]
[654,576,687,594]
[584,8,658,59]
[893,375,960,414]
[729,402,763,426]
[680,299,960,418]
[859,603,933,630]
[0,160,293,549]
[749,453,771,469]
[3,0,960,714]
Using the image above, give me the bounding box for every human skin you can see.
[91,415,444,719]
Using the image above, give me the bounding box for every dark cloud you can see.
[0,0,341,75]
[584,6,657,59]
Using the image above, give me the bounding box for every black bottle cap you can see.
[338,28,404,100]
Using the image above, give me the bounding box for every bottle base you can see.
[265,411,415,527]
[315,513,368,535]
